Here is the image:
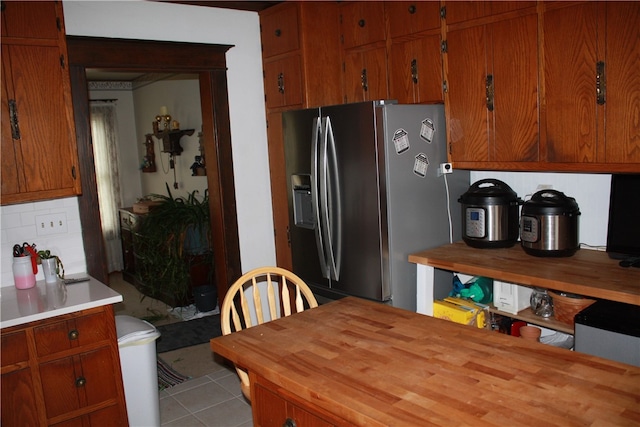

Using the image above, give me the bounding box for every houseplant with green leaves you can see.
[37,250,65,283]
[133,184,213,306]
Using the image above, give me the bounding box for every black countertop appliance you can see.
[520,189,580,257]
[458,179,522,249]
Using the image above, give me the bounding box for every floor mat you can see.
[157,356,190,390]
[155,315,222,353]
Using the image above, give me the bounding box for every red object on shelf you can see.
[510,320,527,337]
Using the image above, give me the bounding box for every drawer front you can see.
[1,329,29,367]
[34,311,111,357]
[261,4,300,58]
[39,347,119,419]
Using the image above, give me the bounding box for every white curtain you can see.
[90,104,123,272]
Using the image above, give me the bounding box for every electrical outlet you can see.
[438,163,453,176]
[35,213,68,236]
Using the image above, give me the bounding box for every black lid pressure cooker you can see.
[458,179,523,248]
[520,189,581,257]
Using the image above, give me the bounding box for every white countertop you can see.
[1,275,123,329]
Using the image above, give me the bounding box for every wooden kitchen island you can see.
[210,297,640,426]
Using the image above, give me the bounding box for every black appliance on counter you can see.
[606,174,640,264]
[520,189,581,257]
[458,179,522,248]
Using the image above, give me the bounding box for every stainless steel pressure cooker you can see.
[520,189,580,257]
[458,179,523,248]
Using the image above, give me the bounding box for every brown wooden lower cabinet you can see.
[0,305,128,426]
[252,374,344,427]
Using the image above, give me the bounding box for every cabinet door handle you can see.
[485,74,494,112]
[9,99,21,140]
[68,329,79,340]
[75,376,86,387]
[408,4,417,14]
[361,68,368,92]
[358,19,365,28]
[277,72,285,94]
[274,29,281,37]
[282,418,296,427]
[411,59,418,84]
[596,61,606,105]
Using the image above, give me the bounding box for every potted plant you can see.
[133,184,213,306]
[37,250,65,283]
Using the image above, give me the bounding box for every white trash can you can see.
[116,315,162,427]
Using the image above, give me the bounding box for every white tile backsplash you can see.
[1,197,87,287]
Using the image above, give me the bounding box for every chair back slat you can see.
[295,285,304,313]
[281,276,292,317]
[266,273,278,320]
[251,276,265,325]
[240,286,253,329]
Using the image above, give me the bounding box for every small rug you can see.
[155,315,222,353]
[157,356,190,390]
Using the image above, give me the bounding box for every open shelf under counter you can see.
[488,305,574,334]
[409,241,640,317]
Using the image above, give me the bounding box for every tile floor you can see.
[109,273,254,426]
[159,368,253,427]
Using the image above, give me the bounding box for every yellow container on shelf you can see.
[433,297,486,328]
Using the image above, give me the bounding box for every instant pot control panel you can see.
[520,215,539,243]
[465,208,486,238]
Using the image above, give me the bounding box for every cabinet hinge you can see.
[440,6,446,19]
[448,142,452,155]
[60,54,66,69]
[71,165,77,180]
[9,99,21,140]
[596,61,606,105]
[443,80,448,94]
[441,40,448,53]
[56,17,62,31]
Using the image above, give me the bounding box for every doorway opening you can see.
[67,36,241,304]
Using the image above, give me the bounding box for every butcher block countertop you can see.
[409,241,640,306]
[210,297,640,426]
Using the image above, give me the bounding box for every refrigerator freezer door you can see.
[283,108,330,290]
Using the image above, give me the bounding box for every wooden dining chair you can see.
[219,266,318,401]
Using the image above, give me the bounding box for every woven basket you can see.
[548,291,596,325]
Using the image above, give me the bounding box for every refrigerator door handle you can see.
[322,117,342,280]
[311,116,330,278]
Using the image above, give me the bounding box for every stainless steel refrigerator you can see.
[283,100,469,311]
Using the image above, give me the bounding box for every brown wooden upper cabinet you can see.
[443,4,539,166]
[386,1,443,104]
[1,1,82,205]
[343,46,388,103]
[340,1,386,50]
[340,2,388,103]
[263,54,304,109]
[261,2,342,110]
[260,3,299,58]
[543,1,640,167]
